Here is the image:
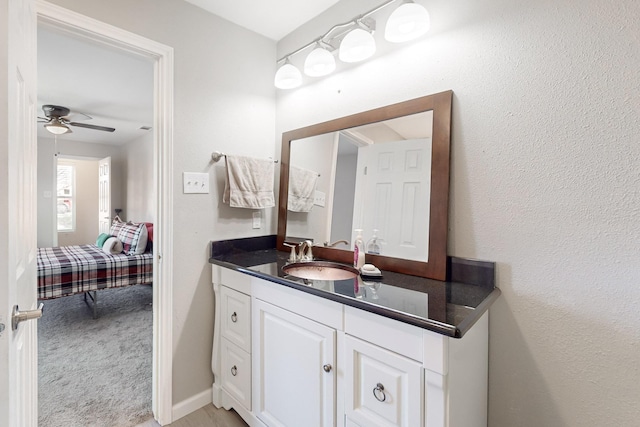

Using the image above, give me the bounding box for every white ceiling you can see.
[183,0,341,41]
[37,27,154,146]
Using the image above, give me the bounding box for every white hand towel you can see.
[223,155,275,209]
[102,237,123,255]
[288,165,318,213]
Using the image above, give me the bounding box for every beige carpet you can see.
[38,284,153,427]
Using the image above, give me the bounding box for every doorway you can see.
[37,2,174,424]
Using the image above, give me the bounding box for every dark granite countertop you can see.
[209,236,501,338]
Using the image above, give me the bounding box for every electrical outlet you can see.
[314,190,326,207]
[183,172,210,194]
[252,212,261,229]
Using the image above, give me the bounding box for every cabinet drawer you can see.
[221,338,252,410]
[345,335,422,427]
[221,285,251,352]
[213,265,252,294]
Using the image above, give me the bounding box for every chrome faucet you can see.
[324,239,349,248]
[298,240,314,261]
[284,240,314,262]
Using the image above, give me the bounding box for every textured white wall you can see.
[56,158,99,246]
[37,138,124,247]
[47,0,276,405]
[277,0,640,425]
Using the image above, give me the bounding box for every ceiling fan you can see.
[38,104,116,135]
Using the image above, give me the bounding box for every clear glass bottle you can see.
[366,229,381,254]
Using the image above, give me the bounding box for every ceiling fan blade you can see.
[65,111,93,122]
[38,116,52,123]
[68,122,116,132]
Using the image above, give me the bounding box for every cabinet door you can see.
[221,285,251,352]
[345,336,422,427]
[253,299,335,427]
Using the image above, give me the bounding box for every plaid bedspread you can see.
[37,244,153,300]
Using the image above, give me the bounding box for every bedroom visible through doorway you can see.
[36,1,174,424]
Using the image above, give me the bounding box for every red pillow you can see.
[144,223,154,252]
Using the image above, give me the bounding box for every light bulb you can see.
[339,28,376,63]
[304,45,336,77]
[274,61,302,89]
[385,1,430,43]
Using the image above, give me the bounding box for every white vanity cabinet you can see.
[212,267,255,422]
[212,265,489,427]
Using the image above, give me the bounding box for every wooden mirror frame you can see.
[277,90,453,280]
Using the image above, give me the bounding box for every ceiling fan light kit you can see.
[39,104,116,135]
[274,0,430,89]
[44,118,71,135]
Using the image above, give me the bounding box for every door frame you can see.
[37,1,174,424]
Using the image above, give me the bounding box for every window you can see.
[57,163,75,232]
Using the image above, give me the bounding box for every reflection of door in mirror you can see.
[327,111,433,261]
[353,137,432,261]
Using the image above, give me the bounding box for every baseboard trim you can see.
[172,388,213,422]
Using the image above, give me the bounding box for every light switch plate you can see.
[252,212,261,229]
[183,172,210,194]
[314,190,326,207]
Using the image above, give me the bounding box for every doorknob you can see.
[12,303,44,331]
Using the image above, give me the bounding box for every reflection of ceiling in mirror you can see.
[344,111,433,145]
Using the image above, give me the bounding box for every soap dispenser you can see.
[353,229,365,270]
[366,229,381,255]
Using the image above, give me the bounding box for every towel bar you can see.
[211,151,278,163]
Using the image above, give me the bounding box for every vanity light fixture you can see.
[304,42,336,77]
[44,118,72,135]
[339,20,377,63]
[385,0,430,43]
[274,0,431,89]
[274,57,302,89]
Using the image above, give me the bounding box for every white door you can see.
[352,138,432,261]
[98,156,111,233]
[253,299,335,427]
[0,0,39,425]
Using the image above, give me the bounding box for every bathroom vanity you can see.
[209,236,500,427]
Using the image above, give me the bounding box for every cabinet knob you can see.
[231,312,237,322]
[373,383,386,402]
[231,365,238,376]
[323,364,332,372]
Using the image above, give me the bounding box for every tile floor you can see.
[136,404,248,427]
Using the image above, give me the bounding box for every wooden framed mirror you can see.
[277,90,452,280]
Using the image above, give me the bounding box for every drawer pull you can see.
[323,364,332,372]
[373,383,386,402]
[231,365,238,376]
[231,312,238,322]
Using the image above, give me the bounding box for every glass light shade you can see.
[44,120,71,135]
[304,46,336,77]
[339,28,376,63]
[274,62,302,89]
[385,2,430,43]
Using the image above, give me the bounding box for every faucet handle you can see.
[283,243,298,262]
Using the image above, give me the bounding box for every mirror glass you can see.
[278,91,452,280]
[286,111,433,262]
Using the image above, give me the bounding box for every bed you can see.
[37,221,154,317]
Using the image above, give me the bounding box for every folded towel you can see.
[102,237,123,255]
[288,166,318,212]
[223,155,275,209]
[96,233,111,247]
